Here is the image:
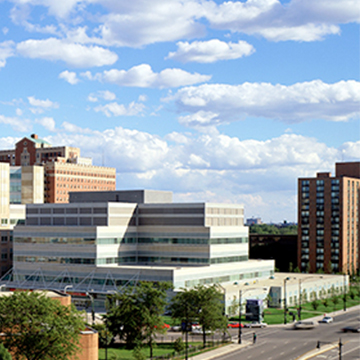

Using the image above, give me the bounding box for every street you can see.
[211,310,360,360]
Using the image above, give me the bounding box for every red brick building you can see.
[298,162,360,274]
[0,134,116,203]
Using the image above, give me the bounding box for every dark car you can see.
[341,326,360,333]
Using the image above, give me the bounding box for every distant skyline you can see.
[0,0,359,222]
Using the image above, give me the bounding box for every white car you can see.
[191,328,212,335]
[294,320,318,329]
[244,321,267,328]
[319,316,333,324]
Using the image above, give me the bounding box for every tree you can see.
[105,281,172,354]
[92,323,113,348]
[170,285,227,348]
[0,291,85,360]
[311,299,320,311]
[227,296,238,318]
[0,343,12,360]
[173,338,185,353]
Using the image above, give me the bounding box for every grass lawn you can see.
[98,342,204,360]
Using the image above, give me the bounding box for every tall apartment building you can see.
[298,162,360,274]
[0,134,116,203]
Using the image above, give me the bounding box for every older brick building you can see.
[0,134,116,204]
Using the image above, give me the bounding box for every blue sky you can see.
[0,0,359,223]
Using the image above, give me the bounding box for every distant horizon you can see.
[0,0,359,223]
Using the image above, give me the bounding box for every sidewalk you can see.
[190,340,252,360]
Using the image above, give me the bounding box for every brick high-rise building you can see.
[298,162,360,274]
[0,134,116,204]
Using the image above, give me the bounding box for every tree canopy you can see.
[0,291,86,360]
[105,281,172,356]
[249,224,297,235]
[170,285,227,347]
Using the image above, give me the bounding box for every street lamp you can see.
[283,277,290,325]
[86,292,95,325]
[298,276,313,320]
[64,285,73,294]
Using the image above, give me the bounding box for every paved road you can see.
[209,309,360,360]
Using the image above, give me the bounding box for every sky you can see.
[0,0,359,223]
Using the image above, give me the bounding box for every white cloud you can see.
[166,39,255,63]
[96,1,205,47]
[167,80,360,126]
[35,117,56,131]
[6,124,358,222]
[0,41,15,68]
[94,101,145,117]
[17,38,118,67]
[59,70,79,84]
[204,0,360,42]
[88,90,116,102]
[5,0,360,51]
[9,0,81,20]
[61,121,94,134]
[94,64,211,89]
[28,96,59,109]
[0,115,32,132]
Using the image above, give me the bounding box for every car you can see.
[191,328,212,335]
[154,323,170,329]
[227,322,244,328]
[294,320,318,330]
[319,316,333,324]
[170,325,181,332]
[341,326,360,333]
[244,321,267,328]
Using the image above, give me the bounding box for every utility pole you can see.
[238,290,242,344]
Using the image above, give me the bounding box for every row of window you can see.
[15,254,248,266]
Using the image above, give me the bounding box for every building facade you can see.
[0,134,116,204]
[298,162,360,274]
[2,190,275,308]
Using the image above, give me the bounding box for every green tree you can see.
[311,299,320,311]
[0,291,85,360]
[227,296,238,318]
[322,297,329,309]
[0,343,12,360]
[170,285,227,348]
[92,323,113,348]
[105,281,172,354]
[173,338,185,353]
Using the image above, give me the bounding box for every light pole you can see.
[86,292,95,325]
[238,290,243,344]
[343,273,347,312]
[298,276,313,320]
[283,277,290,324]
[64,285,73,294]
